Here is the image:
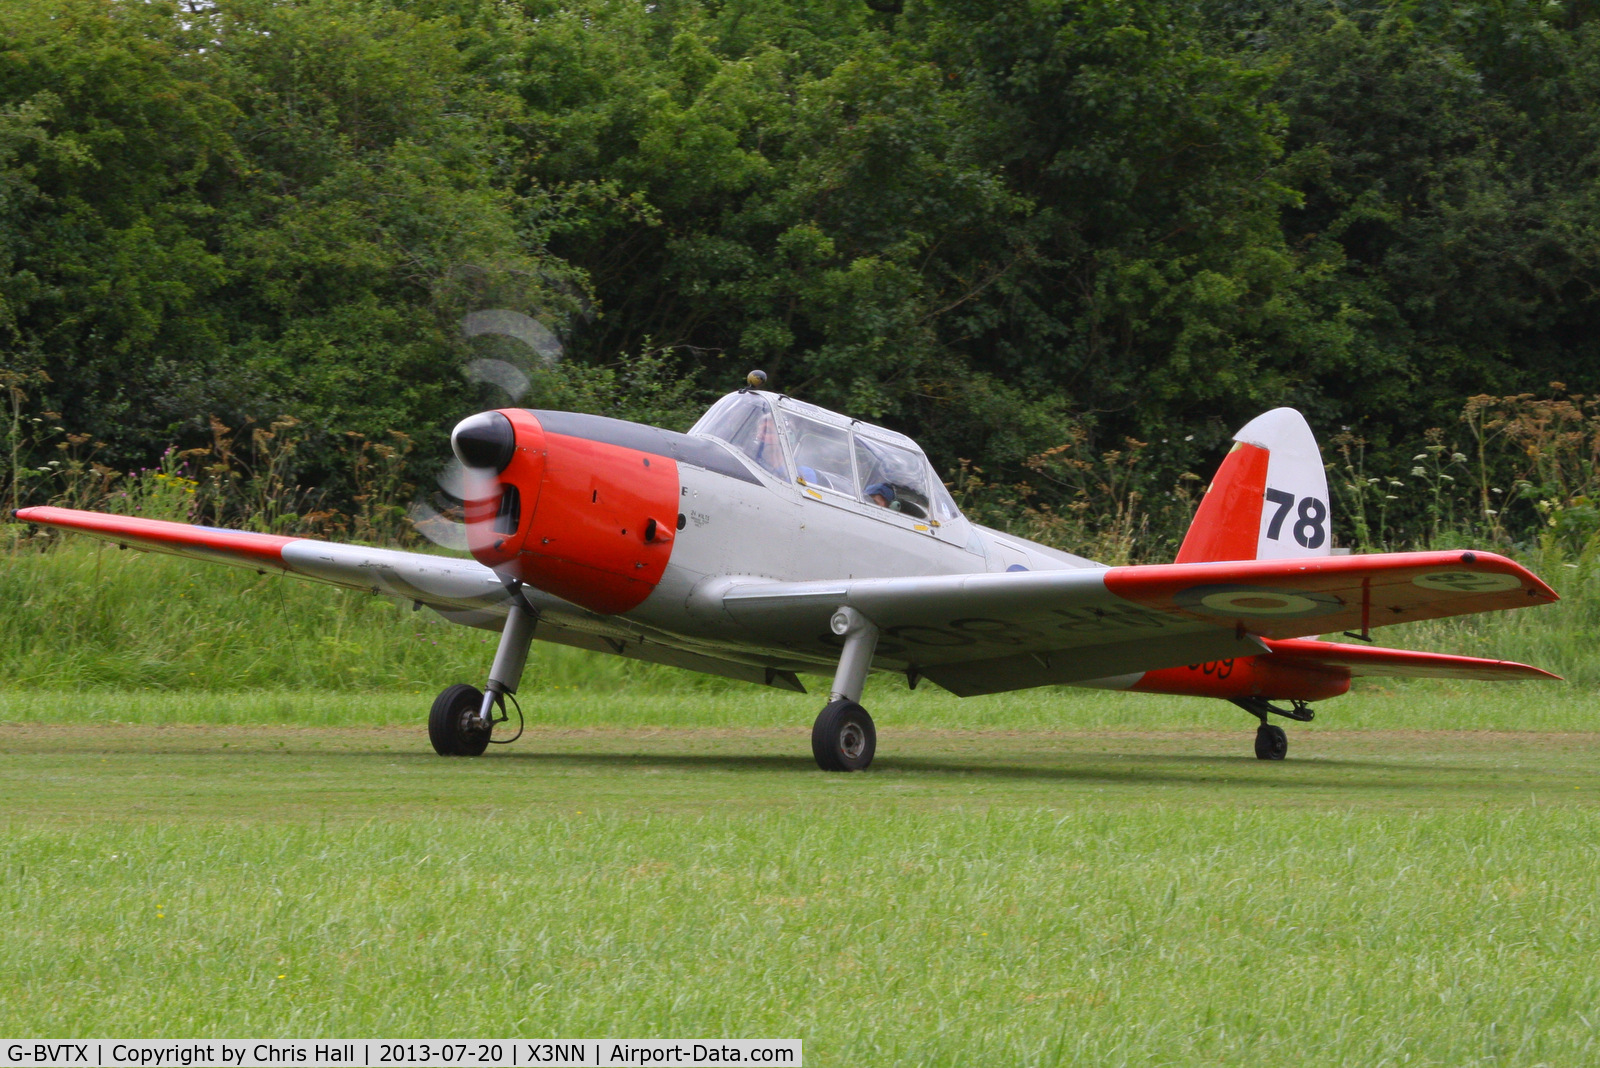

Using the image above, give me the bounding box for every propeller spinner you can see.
[451,411,517,473]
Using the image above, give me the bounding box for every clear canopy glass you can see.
[691,392,789,480]
[690,390,963,523]
[853,435,930,518]
[784,413,854,495]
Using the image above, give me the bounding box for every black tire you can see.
[430,683,492,757]
[1254,723,1288,761]
[812,700,876,772]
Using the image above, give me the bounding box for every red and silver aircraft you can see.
[17,377,1559,769]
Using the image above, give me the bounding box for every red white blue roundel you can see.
[1174,583,1346,620]
[1412,570,1522,593]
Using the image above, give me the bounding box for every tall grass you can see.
[12,384,1600,562]
[0,538,728,695]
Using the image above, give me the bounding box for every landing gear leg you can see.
[812,607,879,772]
[1230,697,1313,761]
[429,594,537,757]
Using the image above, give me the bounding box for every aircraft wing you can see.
[17,506,813,692]
[713,550,1557,696]
[16,505,515,611]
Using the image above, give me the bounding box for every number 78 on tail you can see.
[19,379,1559,768]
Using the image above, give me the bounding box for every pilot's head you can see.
[755,415,779,452]
[865,482,895,508]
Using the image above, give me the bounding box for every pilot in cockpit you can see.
[750,413,786,480]
[864,482,896,509]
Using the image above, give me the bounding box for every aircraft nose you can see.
[452,411,517,473]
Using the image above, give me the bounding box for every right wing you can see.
[710,549,1558,695]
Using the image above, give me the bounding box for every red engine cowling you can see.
[454,409,679,615]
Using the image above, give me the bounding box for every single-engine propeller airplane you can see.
[17,373,1560,769]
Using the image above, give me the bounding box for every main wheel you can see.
[430,683,492,757]
[1254,722,1288,761]
[812,700,876,772]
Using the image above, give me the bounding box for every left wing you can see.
[14,506,809,692]
[16,505,513,610]
[710,549,1558,695]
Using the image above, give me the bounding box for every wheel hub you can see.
[839,721,865,759]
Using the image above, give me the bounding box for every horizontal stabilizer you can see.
[1263,637,1560,681]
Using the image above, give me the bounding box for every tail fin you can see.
[1176,408,1331,564]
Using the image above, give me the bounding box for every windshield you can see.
[931,477,962,522]
[691,392,788,480]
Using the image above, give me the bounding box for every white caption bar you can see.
[0,1042,801,1068]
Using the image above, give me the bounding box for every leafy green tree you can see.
[1,0,582,486]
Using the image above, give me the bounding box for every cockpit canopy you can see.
[690,391,963,522]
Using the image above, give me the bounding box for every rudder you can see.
[1176,408,1331,563]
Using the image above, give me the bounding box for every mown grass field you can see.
[3,541,1599,1063]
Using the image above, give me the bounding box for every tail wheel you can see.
[430,683,492,757]
[1254,723,1288,761]
[812,700,877,772]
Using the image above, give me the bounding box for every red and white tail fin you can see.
[1176,408,1331,564]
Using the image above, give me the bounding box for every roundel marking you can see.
[1175,583,1345,620]
[1413,570,1521,593]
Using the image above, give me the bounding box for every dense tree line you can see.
[4,0,1599,550]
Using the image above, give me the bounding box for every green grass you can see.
[0,678,1590,732]
[1,719,1598,1064]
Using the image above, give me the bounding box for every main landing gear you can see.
[429,591,537,757]
[813,607,879,771]
[430,683,493,756]
[1231,697,1314,761]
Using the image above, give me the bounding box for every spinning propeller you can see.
[408,310,563,555]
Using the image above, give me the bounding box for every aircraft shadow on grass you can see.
[14,738,1509,792]
[406,747,1461,789]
